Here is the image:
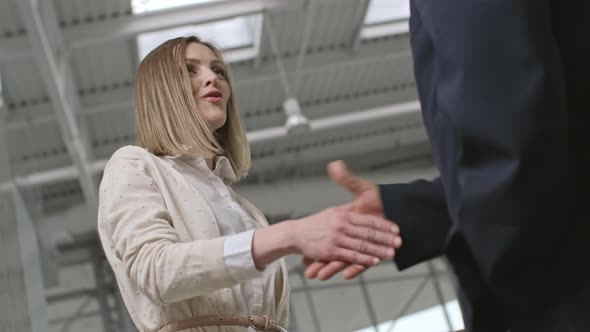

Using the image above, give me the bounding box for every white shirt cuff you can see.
[223,230,263,282]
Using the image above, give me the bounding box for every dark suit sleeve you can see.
[379,178,452,270]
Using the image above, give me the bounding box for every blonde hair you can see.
[134,36,250,180]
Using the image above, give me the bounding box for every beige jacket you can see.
[97,146,290,332]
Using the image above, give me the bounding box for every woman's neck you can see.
[205,157,215,170]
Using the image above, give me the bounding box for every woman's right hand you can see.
[252,207,401,270]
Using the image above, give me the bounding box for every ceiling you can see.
[0,0,431,218]
[0,1,448,331]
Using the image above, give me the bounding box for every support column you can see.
[0,73,49,332]
[92,257,114,332]
[0,187,50,332]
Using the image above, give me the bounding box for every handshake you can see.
[301,160,402,280]
[253,160,402,280]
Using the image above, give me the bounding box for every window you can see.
[360,0,410,39]
[131,0,220,14]
[355,300,464,332]
[132,0,262,62]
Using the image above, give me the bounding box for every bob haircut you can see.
[134,35,250,181]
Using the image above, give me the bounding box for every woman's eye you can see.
[186,65,197,74]
[213,67,226,78]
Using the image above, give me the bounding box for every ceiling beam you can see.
[247,100,421,142]
[15,0,98,217]
[232,44,409,86]
[0,0,301,62]
[0,101,423,191]
[64,0,299,49]
[350,0,371,52]
[5,43,411,130]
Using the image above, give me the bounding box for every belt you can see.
[157,314,288,332]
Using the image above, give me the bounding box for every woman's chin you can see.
[210,117,227,131]
[199,108,226,131]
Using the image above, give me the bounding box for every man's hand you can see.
[328,160,385,218]
[304,160,401,280]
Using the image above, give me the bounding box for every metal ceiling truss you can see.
[15,0,98,218]
[0,0,302,64]
[5,45,407,132]
[0,81,49,332]
[0,101,422,191]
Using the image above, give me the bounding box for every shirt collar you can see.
[211,155,237,181]
[165,154,237,182]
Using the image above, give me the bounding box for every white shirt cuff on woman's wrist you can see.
[223,230,263,282]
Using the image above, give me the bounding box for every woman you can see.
[97,36,401,332]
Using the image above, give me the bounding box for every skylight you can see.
[361,0,410,39]
[132,0,220,14]
[132,0,262,63]
[355,300,464,332]
[365,0,410,25]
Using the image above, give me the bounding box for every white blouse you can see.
[97,146,289,332]
[163,154,280,330]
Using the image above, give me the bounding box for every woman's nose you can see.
[205,77,217,87]
[202,68,218,87]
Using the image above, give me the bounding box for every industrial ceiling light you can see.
[283,97,309,135]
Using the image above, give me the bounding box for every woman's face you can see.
[185,42,231,131]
